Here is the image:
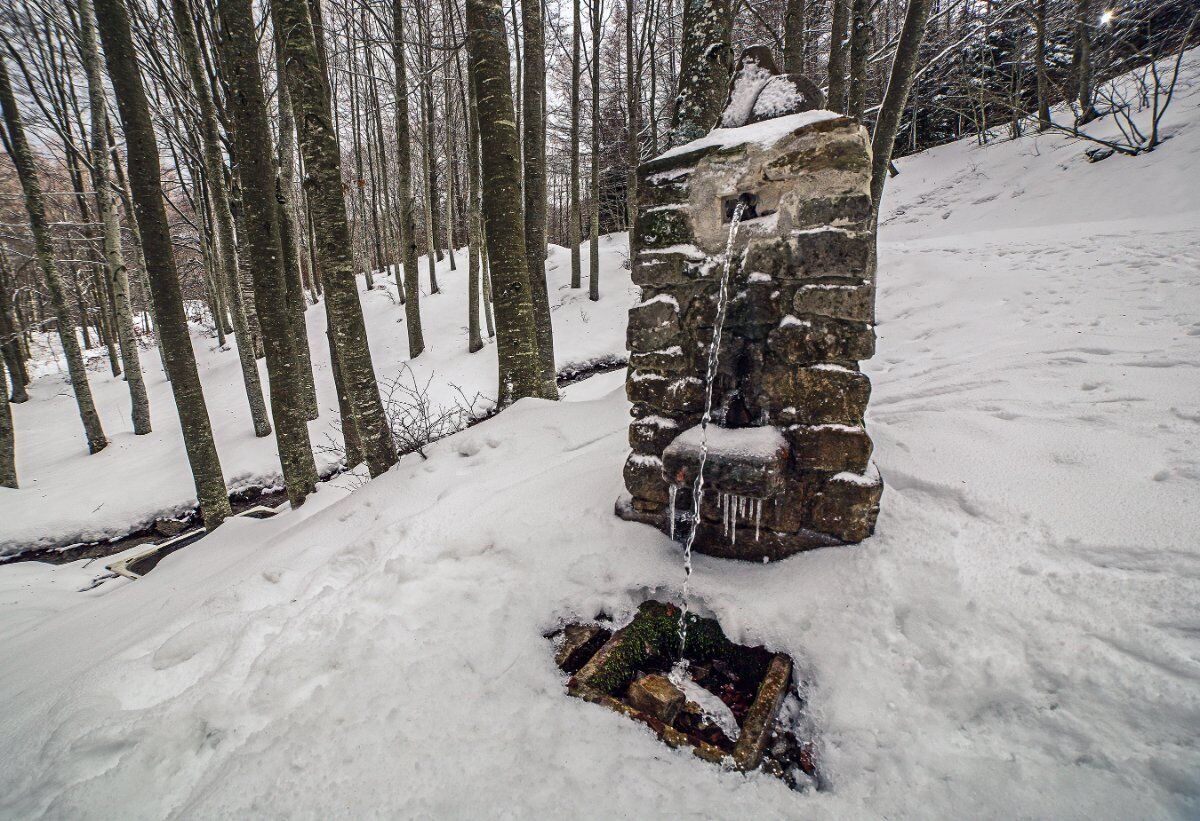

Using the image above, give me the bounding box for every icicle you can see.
[754,498,762,542]
[677,200,749,655]
[668,485,678,540]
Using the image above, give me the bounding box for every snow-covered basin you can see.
[2,54,1200,817]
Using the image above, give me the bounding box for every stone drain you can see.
[549,601,820,790]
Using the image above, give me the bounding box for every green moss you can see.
[580,601,764,695]
[636,207,694,250]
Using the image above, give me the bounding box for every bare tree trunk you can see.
[0,250,28,403]
[217,0,318,508]
[0,53,107,454]
[589,0,601,301]
[1034,0,1050,131]
[93,0,233,527]
[869,0,933,210]
[466,0,551,405]
[0,354,12,487]
[275,52,319,420]
[416,1,444,285]
[79,0,150,435]
[347,32,374,291]
[466,51,485,353]
[625,0,639,260]
[277,178,319,420]
[441,0,459,273]
[273,0,399,478]
[171,0,271,436]
[668,0,733,145]
[569,0,583,289]
[783,0,806,73]
[1074,0,1095,124]
[393,0,427,358]
[828,0,850,112]
[847,0,871,119]
[522,0,559,395]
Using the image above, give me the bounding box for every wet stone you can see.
[555,624,612,674]
[627,674,686,724]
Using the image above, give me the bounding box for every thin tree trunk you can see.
[466,52,484,353]
[482,230,496,337]
[466,0,550,405]
[589,0,601,301]
[869,0,933,211]
[348,31,374,291]
[0,250,28,403]
[522,0,558,395]
[847,0,870,118]
[783,0,806,73]
[217,0,318,508]
[273,0,398,478]
[0,53,107,454]
[277,178,319,420]
[93,0,233,527]
[569,0,582,289]
[1033,0,1050,131]
[393,0,426,357]
[625,0,639,260]
[828,0,850,112]
[416,1,444,278]
[1074,0,1095,123]
[79,0,150,435]
[275,51,319,420]
[171,0,270,436]
[0,354,13,487]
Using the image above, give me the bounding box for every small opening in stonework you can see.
[723,192,759,221]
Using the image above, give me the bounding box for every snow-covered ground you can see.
[1,57,1198,818]
[0,235,636,556]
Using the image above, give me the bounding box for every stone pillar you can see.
[616,50,883,560]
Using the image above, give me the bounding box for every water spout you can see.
[677,199,748,657]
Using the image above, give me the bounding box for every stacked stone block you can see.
[615,108,884,560]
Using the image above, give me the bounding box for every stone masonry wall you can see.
[615,105,884,560]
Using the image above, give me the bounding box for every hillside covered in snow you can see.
[1,55,1198,819]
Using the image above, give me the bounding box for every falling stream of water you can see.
[675,199,748,663]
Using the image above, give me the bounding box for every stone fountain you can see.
[616,47,883,560]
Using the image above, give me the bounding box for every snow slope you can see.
[0,235,637,556]
[1,57,1199,818]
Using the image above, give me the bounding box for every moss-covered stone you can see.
[635,205,695,250]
